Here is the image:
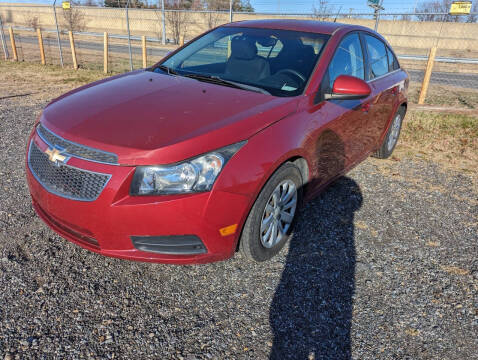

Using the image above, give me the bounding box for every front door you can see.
[308,32,371,192]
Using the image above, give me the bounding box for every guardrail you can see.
[398,54,478,64]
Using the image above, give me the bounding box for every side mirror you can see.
[324,75,371,100]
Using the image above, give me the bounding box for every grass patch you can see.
[396,110,478,174]
[0,61,107,86]
[408,82,478,109]
[0,61,111,102]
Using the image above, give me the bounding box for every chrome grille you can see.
[28,141,111,201]
[37,124,118,165]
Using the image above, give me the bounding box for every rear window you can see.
[364,34,389,79]
[386,47,400,71]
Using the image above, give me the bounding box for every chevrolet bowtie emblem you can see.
[45,147,67,165]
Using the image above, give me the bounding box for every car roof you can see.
[223,19,367,35]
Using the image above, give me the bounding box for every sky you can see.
[0,0,423,13]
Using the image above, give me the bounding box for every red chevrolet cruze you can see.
[26,20,408,264]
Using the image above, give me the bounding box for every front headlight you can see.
[130,141,246,195]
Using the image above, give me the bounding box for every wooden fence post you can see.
[179,35,184,46]
[9,27,18,61]
[37,28,46,65]
[418,46,437,105]
[142,35,147,68]
[104,32,108,74]
[68,31,78,70]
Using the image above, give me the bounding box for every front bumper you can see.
[25,132,252,264]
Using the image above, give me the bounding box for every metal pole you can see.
[0,15,9,60]
[126,0,133,71]
[53,0,64,67]
[161,0,166,45]
[374,8,379,30]
[229,0,233,23]
[374,0,384,31]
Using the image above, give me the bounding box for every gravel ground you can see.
[0,88,477,360]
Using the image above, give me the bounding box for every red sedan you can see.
[25,20,408,264]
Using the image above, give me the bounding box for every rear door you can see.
[361,33,400,150]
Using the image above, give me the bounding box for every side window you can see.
[386,46,399,71]
[364,34,389,79]
[328,33,365,89]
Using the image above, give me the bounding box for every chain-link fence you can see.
[1,3,478,108]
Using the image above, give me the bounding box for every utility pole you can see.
[52,0,64,67]
[160,0,166,45]
[126,0,133,71]
[367,0,384,31]
[229,0,233,23]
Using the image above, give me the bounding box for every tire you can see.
[373,106,406,159]
[239,162,303,262]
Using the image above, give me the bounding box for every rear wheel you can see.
[374,106,405,159]
[239,163,302,262]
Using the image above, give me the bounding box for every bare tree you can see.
[466,1,478,22]
[82,0,98,5]
[312,0,335,21]
[203,0,224,29]
[104,0,147,7]
[165,3,189,44]
[205,11,222,29]
[415,0,461,22]
[61,4,87,32]
[24,12,41,30]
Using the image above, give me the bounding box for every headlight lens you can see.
[130,141,246,195]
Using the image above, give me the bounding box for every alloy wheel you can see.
[387,113,402,152]
[260,180,298,248]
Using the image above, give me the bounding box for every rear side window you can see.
[364,34,389,79]
[386,47,399,71]
[328,33,365,88]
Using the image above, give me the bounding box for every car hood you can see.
[40,70,298,165]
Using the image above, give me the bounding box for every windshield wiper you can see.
[183,73,271,95]
[152,64,178,76]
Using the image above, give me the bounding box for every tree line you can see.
[312,0,477,23]
[78,0,255,12]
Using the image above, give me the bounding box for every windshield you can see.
[157,26,330,97]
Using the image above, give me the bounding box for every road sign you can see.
[62,1,71,10]
[449,1,472,14]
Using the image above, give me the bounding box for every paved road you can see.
[408,69,478,90]
[5,34,478,89]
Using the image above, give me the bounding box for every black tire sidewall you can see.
[379,106,405,158]
[241,163,303,262]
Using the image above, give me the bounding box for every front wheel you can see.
[374,106,405,159]
[239,163,302,262]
